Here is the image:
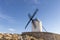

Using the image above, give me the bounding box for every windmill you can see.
[25,9,47,32]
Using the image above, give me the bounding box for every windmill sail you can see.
[28,13,37,28]
[25,9,38,29]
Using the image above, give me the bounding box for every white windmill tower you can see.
[25,9,47,32]
[32,19,42,32]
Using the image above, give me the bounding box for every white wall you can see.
[32,20,42,32]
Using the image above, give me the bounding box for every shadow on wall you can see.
[31,38,34,40]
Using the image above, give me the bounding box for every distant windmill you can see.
[25,9,47,32]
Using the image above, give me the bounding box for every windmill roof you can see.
[33,19,39,22]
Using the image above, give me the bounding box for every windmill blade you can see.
[28,13,32,19]
[25,14,32,29]
[28,13,36,28]
[25,9,39,29]
[42,26,47,32]
[25,19,32,29]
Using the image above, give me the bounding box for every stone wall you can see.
[21,32,60,40]
[0,32,60,40]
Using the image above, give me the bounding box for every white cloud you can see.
[8,28,16,32]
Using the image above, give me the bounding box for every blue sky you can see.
[0,0,60,34]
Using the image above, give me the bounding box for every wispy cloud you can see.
[8,28,16,32]
[24,0,40,4]
[33,0,40,4]
[0,12,17,33]
[0,13,15,23]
